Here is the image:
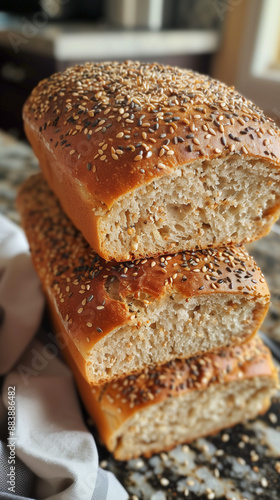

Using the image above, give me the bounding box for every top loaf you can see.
[23,61,280,262]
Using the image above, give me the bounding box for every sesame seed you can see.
[134,154,142,161]
[160,477,169,486]
[261,477,268,488]
[269,412,277,424]
[222,433,230,442]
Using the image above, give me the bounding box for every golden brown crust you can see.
[68,336,278,458]
[17,174,270,365]
[91,336,277,417]
[23,61,280,260]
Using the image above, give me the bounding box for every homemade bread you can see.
[17,174,270,385]
[23,61,280,261]
[68,336,278,460]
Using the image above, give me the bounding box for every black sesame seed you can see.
[221,136,226,146]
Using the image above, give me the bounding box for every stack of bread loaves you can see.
[17,62,280,460]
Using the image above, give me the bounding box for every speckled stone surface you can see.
[1,130,280,499]
[93,402,280,499]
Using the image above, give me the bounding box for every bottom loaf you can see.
[65,335,278,461]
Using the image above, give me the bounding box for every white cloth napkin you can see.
[0,214,44,375]
[0,214,128,500]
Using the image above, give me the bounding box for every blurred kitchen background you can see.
[0,0,279,138]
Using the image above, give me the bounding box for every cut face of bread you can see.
[88,292,267,384]
[111,377,274,460]
[71,337,278,460]
[23,61,280,261]
[99,157,280,260]
[17,175,270,385]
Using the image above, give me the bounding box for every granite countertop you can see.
[1,130,280,499]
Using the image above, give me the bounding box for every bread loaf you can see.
[66,336,278,460]
[23,61,280,261]
[17,174,270,385]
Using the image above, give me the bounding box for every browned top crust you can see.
[91,337,278,417]
[23,61,280,209]
[17,174,269,360]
